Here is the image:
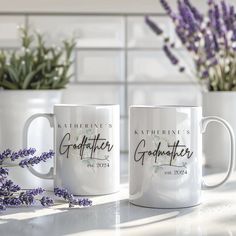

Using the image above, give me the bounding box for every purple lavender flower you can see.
[0,167,8,177]
[221,1,228,16]
[78,198,92,207]
[40,196,54,206]
[160,0,172,15]
[0,149,11,164]
[230,6,236,41]
[229,5,235,27]
[163,45,179,65]
[3,197,22,207]
[0,148,36,164]
[208,8,214,27]
[10,148,36,161]
[19,150,54,168]
[178,0,198,35]
[183,0,203,22]
[0,180,21,196]
[54,187,92,208]
[0,148,93,211]
[221,1,230,30]
[204,34,215,60]
[69,198,92,208]
[145,16,163,35]
[19,192,35,205]
[54,187,73,201]
[8,152,19,162]
[26,188,45,196]
[229,5,234,17]
[2,149,11,156]
[214,4,223,36]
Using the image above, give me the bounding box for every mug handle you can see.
[201,116,235,189]
[23,113,54,179]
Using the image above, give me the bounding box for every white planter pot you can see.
[0,90,62,189]
[202,92,236,171]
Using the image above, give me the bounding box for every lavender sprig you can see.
[183,0,203,22]
[145,16,163,35]
[145,13,188,73]
[19,150,54,168]
[0,167,8,177]
[0,148,36,164]
[54,187,92,208]
[54,187,73,201]
[214,4,224,36]
[69,198,92,208]
[0,149,11,164]
[25,187,45,196]
[221,1,230,30]
[10,148,36,161]
[19,192,35,205]
[0,149,52,211]
[0,187,51,210]
[3,197,22,207]
[163,45,179,65]
[40,196,54,206]
[178,0,198,35]
[160,0,172,15]
[0,180,21,196]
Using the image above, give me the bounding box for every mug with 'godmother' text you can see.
[129,106,235,208]
[23,104,120,195]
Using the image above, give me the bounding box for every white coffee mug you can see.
[129,106,235,208]
[23,104,120,195]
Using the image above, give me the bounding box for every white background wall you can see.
[0,0,227,152]
[0,0,216,13]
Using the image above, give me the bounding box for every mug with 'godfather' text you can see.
[23,104,120,195]
[129,106,235,208]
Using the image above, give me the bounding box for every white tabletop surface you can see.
[0,172,236,236]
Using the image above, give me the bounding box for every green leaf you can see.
[22,63,46,89]
[0,80,19,89]
[0,26,75,90]
[5,66,19,83]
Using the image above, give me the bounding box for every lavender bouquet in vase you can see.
[146,0,236,170]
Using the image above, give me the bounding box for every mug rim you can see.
[130,105,201,109]
[54,104,119,107]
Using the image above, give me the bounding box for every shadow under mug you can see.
[23,104,120,195]
[129,105,235,208]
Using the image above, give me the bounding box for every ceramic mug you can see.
[23,104,120,195]
[129,106,235,208]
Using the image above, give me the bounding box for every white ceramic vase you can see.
[0,90,62,190]
[202,91,236,171]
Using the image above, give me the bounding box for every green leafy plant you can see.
[0,27,76,90]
